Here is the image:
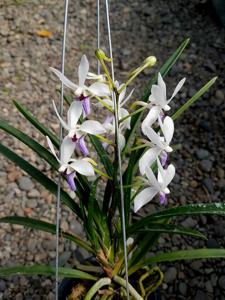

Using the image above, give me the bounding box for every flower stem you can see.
[84,277,111,300]
[113,275,144,300]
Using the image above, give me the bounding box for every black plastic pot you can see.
[58,277,161,300]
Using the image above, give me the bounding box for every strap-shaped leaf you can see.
[129,203,225,232]
[128,223,206,239]
[89,135,113,177]
[129,249,225,275]
[0,143,82,219]
[0,265,97,280]
[13,100,59,148]
[0,216,93,253]
[172,77,217,121]
[0,119,58,169]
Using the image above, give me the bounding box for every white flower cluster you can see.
[46,55,109,191]
[134,73,185,212]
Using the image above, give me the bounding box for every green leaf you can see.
[13,100,59,148]
[0,143,82,219]
[122,39,190,224]
[89,135,113,177]
[129,249,225,275]
[129,223,206,239]
[0,216,93,253]
[172,77,217,121]
[129,203,225,232]
[0,265,97,280]
[0,119,58,170]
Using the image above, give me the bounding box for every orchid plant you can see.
[1,39,225,300]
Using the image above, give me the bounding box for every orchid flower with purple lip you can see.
[52,100,106,156]
[50,55,110,116]
[134,159,175,213]
[139,116,174,175]
[46,136,95,191]
[142,73,185,135]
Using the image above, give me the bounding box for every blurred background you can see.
[0,0,224,299]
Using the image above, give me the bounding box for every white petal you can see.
[141,106,160,135]
[161,116,174,145]
[146,167,161,190]
[80,120,106,135]
[134,187,158,213]
[120,89,134,107]
[170,78,186,100]
[52,100,70,131]
[50,67,78,91]
[88,82,110,97]
[46,136,59,162]
[60,136,76,164]
[157,158,165,185]
[119,108,130,129]
[119,85,126,104]
[67,101,83,129]
[164,164,176,187]
[78,55,89,87]
[157,73,166,100]
[70,159,95,176]
[145,127,163,148]
[151,84,166,106]
[139,148,161,175]
[118,132,126,150]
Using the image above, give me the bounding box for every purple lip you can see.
[159,192,166,205]
[77,136,89,156]
[66,172,76,191]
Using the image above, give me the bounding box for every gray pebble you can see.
[27,189,40,198]
[164,267,177,283]
[199,159,213,173]
[27,199,38,208]
[18,176,34,191]
[179,282,187,296]
[181,217,197,228]
[203,178,214,194]
[196,148,210,160]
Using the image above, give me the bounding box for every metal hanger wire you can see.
[55,1,69,299]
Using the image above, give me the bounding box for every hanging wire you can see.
[97,0,101,74]
[105,1,130,299]
[55,0,69,299]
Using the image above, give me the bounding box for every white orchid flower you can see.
[46,136,95,191]
[52,100,106,156]
[134,159,175,212]
[50,55,110,116]
[142,73,185,134]
[139,116,174,174]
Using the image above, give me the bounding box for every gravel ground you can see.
[0,0,225,299]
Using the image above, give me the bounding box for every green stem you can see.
[119,106,145,124]
[113,275,144,300]
[84,277,111,300]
